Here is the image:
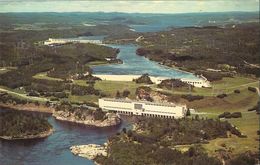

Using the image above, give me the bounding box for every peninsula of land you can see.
[0,111,53,140]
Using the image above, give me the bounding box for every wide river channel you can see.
[0,36,197,165]
[92,43,198,79]
[0,110,131,165]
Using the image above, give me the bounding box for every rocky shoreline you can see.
[53,111,121,127]
[0,128,54,140]
[70,144,107,161]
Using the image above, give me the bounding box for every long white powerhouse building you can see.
[99,98,187,118]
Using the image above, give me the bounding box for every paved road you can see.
[155,81,259,96]
[0,87,48,102]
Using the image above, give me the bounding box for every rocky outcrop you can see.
[70,144,107,160]
[53,111,121,127]
[0,128,54,140]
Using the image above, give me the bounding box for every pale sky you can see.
[0,0,259,13]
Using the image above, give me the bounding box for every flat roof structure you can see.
[99,98,187,118]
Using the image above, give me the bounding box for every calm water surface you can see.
[93,44,198,79]
[0,110,130,165]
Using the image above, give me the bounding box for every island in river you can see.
[0,111,53,140]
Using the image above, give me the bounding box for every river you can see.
[0,109,130,165]
[92,44,198,79]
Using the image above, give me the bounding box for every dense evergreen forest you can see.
[0,41,118,88]
[0,111,52,137]
[135,23,260,79]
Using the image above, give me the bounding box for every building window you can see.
[134,103,143,110]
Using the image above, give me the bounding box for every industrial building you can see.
[98,98,187,118]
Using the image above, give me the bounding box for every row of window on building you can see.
[104,106,132,110]
[183,81,202,84]
[145,109,176,115]
[107,110,176,118]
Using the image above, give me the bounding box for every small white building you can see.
[180,77,211,88]
[135,36,144,42]
[99,98,187,118]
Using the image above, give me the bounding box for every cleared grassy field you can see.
[0,85,26,94]
[32,73,148,102]
[181,87,259,156]
[188,88,258,113]
[68,95,99,104]
[156,76,259,96]
[203,112,259,156]
[33,72,258,96]
[67,80,147,103]
[33,72,63,81]
[186,85,259,156]
[0,69,9,74]
[85,60,108,66]
[195,76,259,95]
[94,80,146,99]
[0,86,48,102]
[0,67,17,74]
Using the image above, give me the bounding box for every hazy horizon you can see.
[0,11,259,14]
[0,0,259,13]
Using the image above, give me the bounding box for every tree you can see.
[195,115,199,120]
[127,130,133,137]
[134,74,153,84]
[93,108,105,120]
[122,128,127,134]
[122,90,130,98]
[86,79,95,86]
[186,108,191,116]
[116,91,121,98]
[158,79,190,89]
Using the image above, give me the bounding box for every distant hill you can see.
[0,12,258,32]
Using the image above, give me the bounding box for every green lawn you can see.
[33,72,63,81]
[0,69,9,74]
[196,76,258,95]
[33,71,258,97]
[32,73,149,102]
[85,60,108,66]
[70,80,147,103]
[68,95,99,104]
[94,80,146,99]
[0,85,26,94]
[0,67,17,74]
[0,86,48,103]
[155,76,259,97]
[186,85,259,156]
[186,91,259,156]
[188,88,258,114]
[203,112,259,156]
